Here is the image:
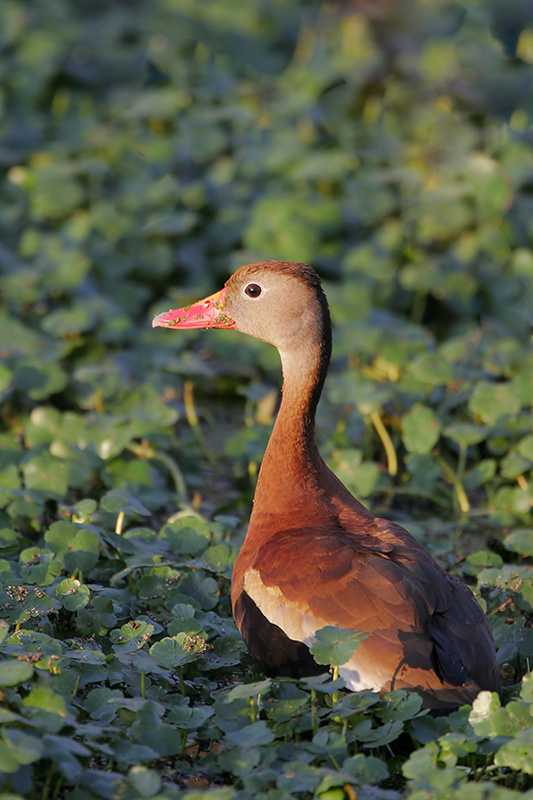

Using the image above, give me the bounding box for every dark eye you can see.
[244,283,262,298]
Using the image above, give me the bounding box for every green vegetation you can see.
[1,0,533,797]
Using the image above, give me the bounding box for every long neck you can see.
[250,316,332,523]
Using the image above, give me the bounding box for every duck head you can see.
[152,260,331,360]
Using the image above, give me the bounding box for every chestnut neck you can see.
[249,301,332,525]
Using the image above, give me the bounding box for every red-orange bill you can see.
[151,288,236,330]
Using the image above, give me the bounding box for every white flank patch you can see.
[243,567,382,691]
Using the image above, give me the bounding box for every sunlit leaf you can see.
[55,578,91,611]
[22,687,67,718]
[310,626,369,667]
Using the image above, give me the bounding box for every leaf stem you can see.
[115,510,125,535]
[370,411,398,476]
[153,450,188,506]
[128,443,189,507]
[71,669,82,699]
[40,765,56,800]
[250,694,256,723]
[328,753,341,770]
[435,454,470,513]
[330,664,340,707]
[411,288,428,325]
[311,689,318,735]
[52,775,64,800]
[457,443,467,487]
[184,379,218,469]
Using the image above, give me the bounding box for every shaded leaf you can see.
[402,405,441,454]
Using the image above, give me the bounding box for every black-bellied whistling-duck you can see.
[153,260,501,712]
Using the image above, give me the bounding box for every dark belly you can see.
[233,590,325,679]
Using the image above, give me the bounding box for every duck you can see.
[152,260,501,712]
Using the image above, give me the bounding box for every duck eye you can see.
[244,283,262,298]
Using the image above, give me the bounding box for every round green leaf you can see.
[0,659,34,686]
[328,449,379,498]
[495,730,533,774]
[309,626,369,667]
[22,454,69,496]
[128,766,161,798]
[517,434,533,461]
[149,636,191,669]
[202,544,236,574]
[464,153,511,221]
[469,381,521,426]
[45,522,100,572]
[55,578,91,611]
[41,307,94,337]
[44,520,83,554]
[0,730,43,772]
[22,686,67,717]
[402,404,441,454]
[100,489,150,517]
[0,528,19,554]
[504,530,533,558]
[110,620,155,652]
[444,423,488,447]
[408,352,454,386]
[19,547,62,585]
[225,679,272,701]
[13,359,68,401]
[226,720,275,748]
[0,363,13,394]
[160,516,211,555]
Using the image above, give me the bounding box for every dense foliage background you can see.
[1,0,533,797]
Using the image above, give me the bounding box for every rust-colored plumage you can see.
[153,260,501,711]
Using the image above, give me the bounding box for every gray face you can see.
[224,265,324,356]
